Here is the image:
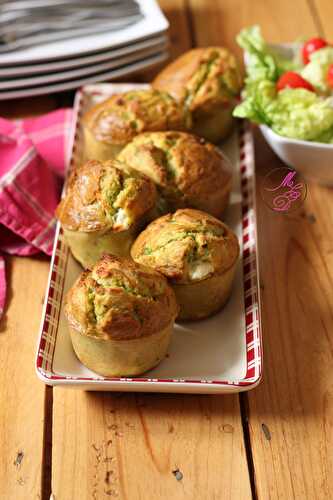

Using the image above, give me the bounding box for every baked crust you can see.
[118,131,232,218]
[152,47,242,143]
[56,159,157,233]
[82,88,191,146]
[65,255,179,340]
[131,208,239,284]
[152,47,242,113]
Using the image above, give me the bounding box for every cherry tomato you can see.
[276,71,314,92]
[327,64,333,88]
[302,37,328,64]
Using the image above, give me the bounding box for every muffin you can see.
[65,255,179,376]
[131,209,239,320]
[56,160,157,268]
[152,47,242,143]
[82,88,191,161]
[118,131,233,219]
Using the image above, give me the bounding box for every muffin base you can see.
[189,179,232,220]
[83,127,124,161]
[69,322,173,377]
[192,104,235,144]
[173,264,237,321]
[63,227,136,269]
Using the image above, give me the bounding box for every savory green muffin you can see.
[65,255,179,376]
[118,131,233,219]
[153,47,242,143]
[56,159,157,268]
[82,88,191,160]
[131,209,239,320]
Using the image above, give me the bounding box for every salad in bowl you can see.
[234,26,333,185]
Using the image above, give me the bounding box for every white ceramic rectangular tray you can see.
[36,83,263,393]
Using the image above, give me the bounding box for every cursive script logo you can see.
[261,168,307,213]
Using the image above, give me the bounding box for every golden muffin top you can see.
[56,160,156,233]
[65,255,179,340]
[131,209,240,284]
[117,131,232,218]
[153,47,242,113]
[82,88,191,145]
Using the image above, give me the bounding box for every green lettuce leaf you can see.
[237,25,299,83]
[237,26,278,81]
[312,126,333,143]
[270,89,333,141]
[235,25,333,142]
[233,80,277,124]
[234,83,333,142]
[301,46,333,94]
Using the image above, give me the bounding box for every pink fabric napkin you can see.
[0,109,73,318]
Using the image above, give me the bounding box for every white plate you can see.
[0,52,168,100]
[0,41,168,90]
[0,35,168,77]
[0,0,168,65]
[36,84,262,394]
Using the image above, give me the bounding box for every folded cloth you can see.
[0,109,73,318]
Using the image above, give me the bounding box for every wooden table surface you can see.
[1,1,332,499]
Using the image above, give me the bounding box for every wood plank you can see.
[0,95,60,499]
[136,0,193,82]
[0,95,58,118]
[0,256,50,499]
[158,0,193,59]
[248,129,333,500]
[188,1,333,499]
[188,0,319,59]
[51,3,251,499]
[52,392,251,500]
[311,0,332,38]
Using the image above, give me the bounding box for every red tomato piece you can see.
[327,64,333,88]
[276,71,315,92]
[302,37,328,64]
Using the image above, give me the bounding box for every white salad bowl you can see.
[260,125,333,186]
[244,42,333,186]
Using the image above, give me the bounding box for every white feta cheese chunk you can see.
[113,208,130,229]
[188,261,214,281]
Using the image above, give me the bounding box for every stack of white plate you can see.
[0,0,168,100]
